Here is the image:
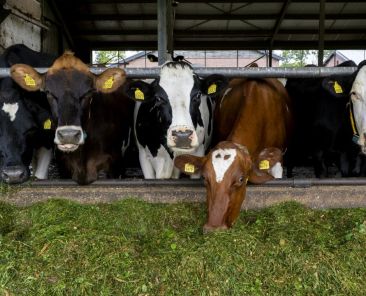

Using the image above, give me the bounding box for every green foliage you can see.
[94,51,126,65]
[0,200,366,295]
[281,50,334,67]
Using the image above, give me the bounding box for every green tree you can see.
[280,50,334,67]
[94,51,125,65]
[280,50,316,67]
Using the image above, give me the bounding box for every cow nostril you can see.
[172,129,193,139]
[57,128,82,144]
[1,166,27,183]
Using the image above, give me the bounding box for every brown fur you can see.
[47,51,91,76]
[214,78,291,160]
[175,78,292,231]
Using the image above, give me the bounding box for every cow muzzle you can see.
[168,126,198,151]
[55,126,85,152]
[1,165,28,184]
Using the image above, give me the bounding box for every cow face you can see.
[175,141,252,231]
[125,62,227,153]
[10,52,126,152]
[350,62,366,153]
[0,78,36,183]
[175,141,283,231]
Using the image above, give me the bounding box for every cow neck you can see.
[348,100,360,144]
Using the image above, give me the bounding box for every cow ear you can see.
[202,74,228,98]
[174,154,205,175]
[248,147,283,184]
[94,68,126,93]
[10,64,44,92]
[124,80,153,102]
[322,77,353,99]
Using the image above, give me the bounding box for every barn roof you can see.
[124,50,283,63]
[52,0,366,51]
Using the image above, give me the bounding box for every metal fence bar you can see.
[0,66,357,79]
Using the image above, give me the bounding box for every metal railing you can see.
[0,66,357,79]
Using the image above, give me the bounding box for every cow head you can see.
[174,141,283,231]
[10,51,126,152]
[347,61,366,153]
[321,61,364,151]
[125,61,227,153]
[0,78,51,184]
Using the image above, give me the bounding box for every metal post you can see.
[166,0,174,56]
[269,48,273,67]
[0,67,358,79]
[318,0,325,66]
[157,0,168,65]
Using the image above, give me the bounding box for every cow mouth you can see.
[170,146,197,153]
[57,144,79,152]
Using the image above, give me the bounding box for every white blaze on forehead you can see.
[159,64,195,128]
[211,148,237,183]
[2,103,19,122]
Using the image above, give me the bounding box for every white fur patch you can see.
[160,64,198,148]
[351,65,366,147]
[211,148,237,183]
[269,162,283,179]
[220,87,232,109]
[278,78,287,86]
[121,127,131,156]
[2,103,19,121]
[33,147,52,179]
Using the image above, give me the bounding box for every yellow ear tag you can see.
[207,83,217,95]
[24,74,36,87]
[134,88,144,101]
[334,81,343,94]
[259,160,270,170]
[184,163,195,173]
[103,76,114,89]
[43,119,52,130]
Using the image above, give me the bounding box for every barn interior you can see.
[1,0,366,64]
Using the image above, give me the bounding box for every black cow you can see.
[10,51,133,184]
[0,44,55,184]
[124,61,227,179]
[285,60,359,178]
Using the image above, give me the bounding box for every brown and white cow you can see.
[175,78,292,231]
[10,52,133,184]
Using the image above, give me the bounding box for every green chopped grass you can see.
[0,199,365,295]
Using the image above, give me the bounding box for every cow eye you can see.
[239,176,244,183]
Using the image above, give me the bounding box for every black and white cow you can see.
[125,61,227,178]
[349,61,366,153]
[0,44,55,184]
[285,60,366,177]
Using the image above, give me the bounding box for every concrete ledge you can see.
[1,180,366,209]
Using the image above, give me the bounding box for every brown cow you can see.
[10,52,133,184]
[175,78,291,231]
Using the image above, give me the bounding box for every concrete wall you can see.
[0,0,70,56]
[0,0,42,53]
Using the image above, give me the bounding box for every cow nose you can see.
[1,166,28,184]
[57,128,82,145]
[171,129,194,148]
